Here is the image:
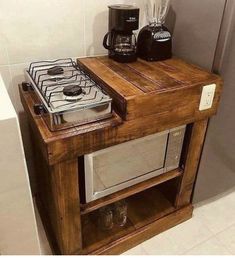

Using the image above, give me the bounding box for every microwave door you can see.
[84,130,169,202]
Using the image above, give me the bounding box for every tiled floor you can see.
[35,188,235,255]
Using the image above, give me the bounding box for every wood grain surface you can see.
[20,56,223,255]
[78,56,222,121]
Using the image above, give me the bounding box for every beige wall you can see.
[167,0,226,71]
[0,0,146,191]
[1,0,231,202]
[0,0,147,192]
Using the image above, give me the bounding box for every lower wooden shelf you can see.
[81,186,177,254]
[80,168,182,215]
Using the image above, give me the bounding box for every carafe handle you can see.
[103,32,112,50]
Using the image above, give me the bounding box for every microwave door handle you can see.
[84,154,95,203]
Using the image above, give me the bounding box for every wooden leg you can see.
[50,159,82,254]
[176,119,208,208]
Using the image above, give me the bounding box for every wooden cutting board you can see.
[77,56,222,121]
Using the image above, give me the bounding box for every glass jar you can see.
[113,200,128,227]
[98,205,114,231]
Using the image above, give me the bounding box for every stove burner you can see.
[47,66,64,76]
[63,85,83,97]
[27,58,112,115]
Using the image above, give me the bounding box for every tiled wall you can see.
[0,0,146,191]
[0,0,146,112]
[0,0,226,193]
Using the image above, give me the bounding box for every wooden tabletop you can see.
[20,56,223,164]
[78,56,222,121]
[78,56,220,95]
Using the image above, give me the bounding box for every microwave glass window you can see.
[92,132,168,194]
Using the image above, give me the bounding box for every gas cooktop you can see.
[22,58,112,131]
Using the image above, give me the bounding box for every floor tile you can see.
[122,244,147,255]
[141,232,180,255]
[194,190,235,234]
[34,191,235,256]
[216,224,235,254]
[184,237,231,255]
[142,216,213,255]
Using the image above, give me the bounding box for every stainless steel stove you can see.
[22,58,112,131]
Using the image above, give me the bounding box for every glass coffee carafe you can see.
[114,33,137,55]
[103,31,137,63]
[137,0,172,61]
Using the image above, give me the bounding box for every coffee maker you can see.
[103,5,139,63]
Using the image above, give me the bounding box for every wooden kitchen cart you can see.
[19,57,223,255]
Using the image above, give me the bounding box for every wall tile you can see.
[84,0,125,56]
[0,0,85,65]
[0,35,9,66]
[84,0,148,57]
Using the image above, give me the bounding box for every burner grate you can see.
[27,58,110,112]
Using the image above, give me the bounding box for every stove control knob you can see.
[34,104,45,115]
[22,82,33,91]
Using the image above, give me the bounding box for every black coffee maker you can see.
[103,5,139,63]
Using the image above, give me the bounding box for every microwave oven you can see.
[80,125,186,203]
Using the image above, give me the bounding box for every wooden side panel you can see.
[176,119,208,207]
[29,125,82,254]
[49,159,82,254]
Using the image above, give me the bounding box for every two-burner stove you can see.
[22,58,112,131]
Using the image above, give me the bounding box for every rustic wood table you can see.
[20,56,222,255]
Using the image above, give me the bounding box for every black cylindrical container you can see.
[137,25,172,62]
